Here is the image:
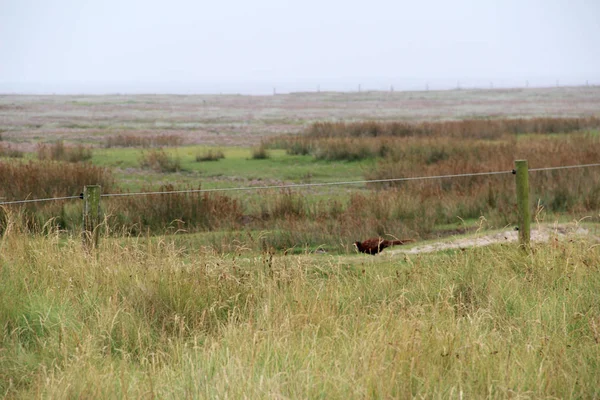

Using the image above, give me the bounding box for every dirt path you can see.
[390,223,596,255]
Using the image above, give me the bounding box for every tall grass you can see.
[0,143,23,158]
[303,117,600,139]
[104,185,243,235]
[139,148,181,172]
[272,117,600,161]
[0,161,114,233]
[195,148,225,162]
[1,157,599,252]
[251,142,270,159]
[0,160,114,200]
[37,141,93,163]
[105,134,184,148]
[1,225,599,398]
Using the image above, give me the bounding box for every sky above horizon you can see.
[1,0,599,94]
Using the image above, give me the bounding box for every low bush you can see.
[0,160,114,200]
[251,143,270,160]
[196,149,225,162]
[139,148,181,172]
[105,134,184,148]
[37,141,93,162]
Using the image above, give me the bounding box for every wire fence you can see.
[1,162,600,206]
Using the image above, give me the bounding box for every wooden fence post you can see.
[82,185,101,250]
[514,160,530,249]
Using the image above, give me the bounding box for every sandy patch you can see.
[390,223,597,255]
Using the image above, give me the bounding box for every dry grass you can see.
[105,134,184,148]
[251,142,270,159]
[139,148,181,172]
[195,149,225,162]
[0,222,599,398]
[0,161,114,233]
[36,141,93,163]
[303,117,600,139]
[0,143,24,158]
[104,184,243,235]
[0,160,114,201]
[273,117,600,161]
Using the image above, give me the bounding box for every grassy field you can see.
[1,225,599,398]
[2,86,600,147]
[1,87,600,398]
[90,146,373,190]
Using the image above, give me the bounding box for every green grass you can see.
[1,228,599,398]
[92,146,374,191]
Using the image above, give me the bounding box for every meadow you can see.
[1,87,600,398]
[1,218,599,398]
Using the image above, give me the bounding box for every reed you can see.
[37,141,93,163]
[139,148,181,172]
[105,133,184,148]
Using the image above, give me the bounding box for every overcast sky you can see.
[1,0,599,94]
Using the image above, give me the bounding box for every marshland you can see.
[1,87,600,398]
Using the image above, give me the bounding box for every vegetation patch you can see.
[195,148,225,162]
[105,133,184,148]
[271,117,600,161]
[302,117,600,139]
[139,148,181,172]
[251,142,270,160]
[0,143,23,158]
[37,141,93,163]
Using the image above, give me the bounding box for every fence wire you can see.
[99,169,513,198]
[1,162,599,206]
[0,195,81,206]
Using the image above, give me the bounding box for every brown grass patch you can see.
[105,134,184,148]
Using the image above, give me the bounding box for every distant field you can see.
[2,86,600,148]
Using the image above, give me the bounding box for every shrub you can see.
[105,134,184,148]
[313,138,382,161]
[139,148,181,172]
[37,141,92,162]
[251,143,270,160]
[283,137,312,155]
[0,160,114,200]
[196,149,225,162]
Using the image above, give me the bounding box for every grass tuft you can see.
[37,141,93,163]
[139,148,181,172]
[195,149,225,162]
[251,143,270,160]
[105,134,184,148]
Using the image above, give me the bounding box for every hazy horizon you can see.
[2,0,599,95]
